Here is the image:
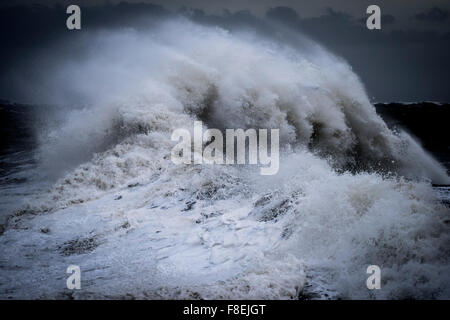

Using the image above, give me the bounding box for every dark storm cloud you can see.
[414,7,448,23]
[357,14,395,26]
[264,6,441,46]
[266,6,301,26]
[382,14,395,25]
[0,2,449,102]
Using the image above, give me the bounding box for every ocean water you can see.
[0,19,449,299]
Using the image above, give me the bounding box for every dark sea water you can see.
[0,102,41,225]
[375,102,450,171]
[375,102,450,205]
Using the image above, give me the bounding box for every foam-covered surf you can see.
[0,19,449,299]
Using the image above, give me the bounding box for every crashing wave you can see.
[1,18,449,299]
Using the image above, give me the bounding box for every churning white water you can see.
[0,19,449,299]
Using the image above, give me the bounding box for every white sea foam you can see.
[0,19,449,299]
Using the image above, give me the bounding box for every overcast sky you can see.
[1,0,449,102]
[3,0,450,20]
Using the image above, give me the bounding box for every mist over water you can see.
[0,18,449,299]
